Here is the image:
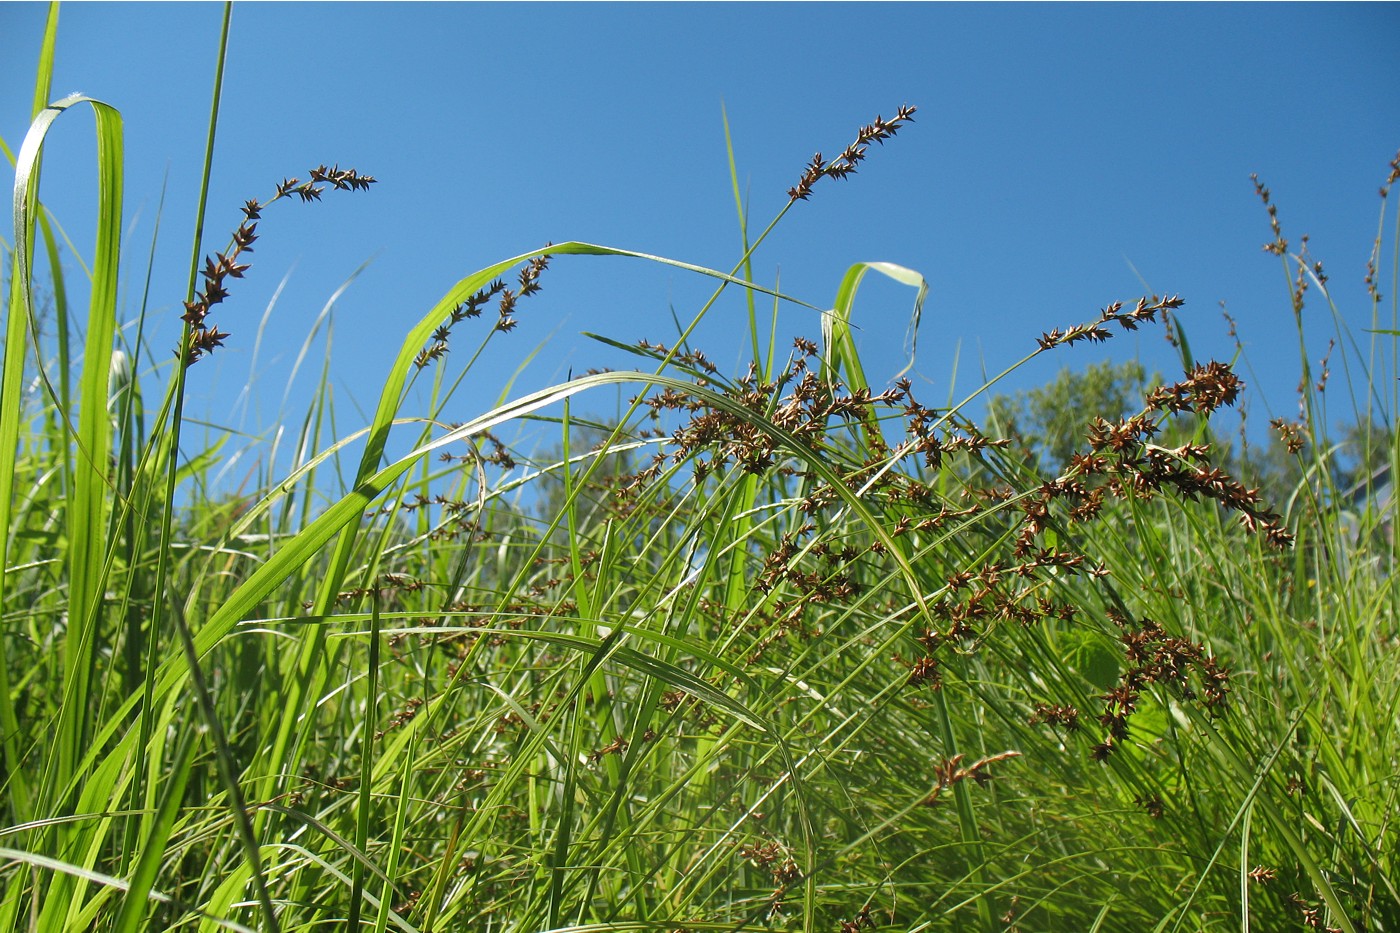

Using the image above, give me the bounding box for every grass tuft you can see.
[3,14,1398,933]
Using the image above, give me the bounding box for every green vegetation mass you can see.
[3,9,1397,932]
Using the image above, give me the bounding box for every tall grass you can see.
[4,9,1398,932]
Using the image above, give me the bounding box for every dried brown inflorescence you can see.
[609,298,1292,764]
[1029,703,1080,732]
[1366,149,1400,302]
[415,251,552,368]
[1253,173,1335,322]
[920,750,1022,806]
[1252,173,1288,258]
[838,904,876,933]
[1036,295,1183,352]
[787,105,917,202]
[737,837,803,917]
[1088,611,1233,761]
[1289,892,1344,933]
[1270,417,1306,455]
[180,164,376,365]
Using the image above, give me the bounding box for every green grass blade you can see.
[0,5,61,822]
[348,591,382,931]
[8,92,125,828]
[111,720,198,933]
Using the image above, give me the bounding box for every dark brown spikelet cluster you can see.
[1367,149,1400,301]
[620,339,1105,675]
[1253,174,1331,319]
[1029,703,1080,732]
[1384,149,1400,192]
[615,317,1296,711]
[626,339,907,499]
[989,352,1293,551]
[838,905,876,933]
[332,274,1303,889]
[738,838,803,919]
[604,303,1292,780]
[919,750,1021,806]
[374,696,422,741]
[1252,173,1288,257]
[301,163,376,195]
[415,251,551,368]
[1135,792,1165,819]
[939,363,1287,758]
[1143,360,1241,414]
[1270,417,1306,455]
[787,104,916,201]
[1089,611,1232,761]
[1037,295,1184,351]
[180,164,376,365]
[1073,363,1294,550]
[1289,893,1344,933]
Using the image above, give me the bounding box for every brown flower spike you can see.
[181,164,376,365]
[788,105,917,201]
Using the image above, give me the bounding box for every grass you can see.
[3,7,1399,931]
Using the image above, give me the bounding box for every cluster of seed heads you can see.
[606,295,1290,765]
[415,252,551,368]
[157,112,1371,928]
[838,905,876,933]
[1087,611,1232,762]
[738,839,802,917]
[1075,404,1294,551]
[1252,173,1289,258]
[276,119,1315,918]
[920,750,1022,806]
[787,105,917,202]
[1270,417,1307,455]
[1036,295,1183,351]
[1366,149,1400,301]
[1252,173,1334,321]
[346,279,1294,835]
[1290,893,1344,933]
[180,164,375,364]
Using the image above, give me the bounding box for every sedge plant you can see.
[2,7,1397,933]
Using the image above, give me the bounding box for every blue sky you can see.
[3,3,1399,478]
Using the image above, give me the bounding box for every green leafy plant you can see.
[3,7,1397,933]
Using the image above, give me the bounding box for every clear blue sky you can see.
[3,3,1398,475]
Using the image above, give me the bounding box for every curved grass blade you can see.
[10,92,124,819]
[824,260,929,390]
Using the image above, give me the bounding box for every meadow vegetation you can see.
[3,9,1398,932]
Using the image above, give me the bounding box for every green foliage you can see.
[3,11,1399,933]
